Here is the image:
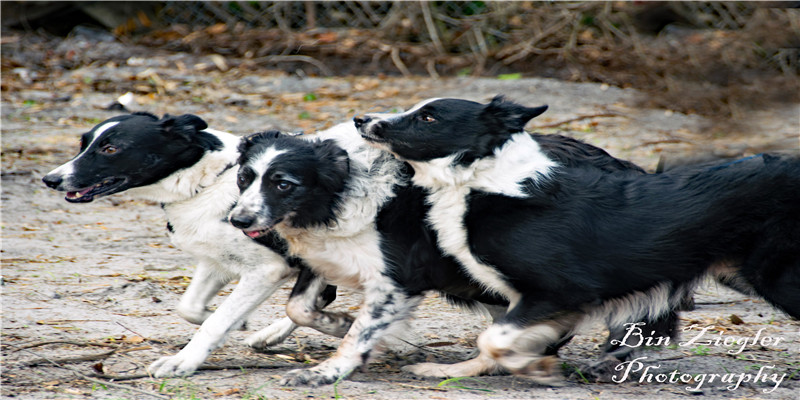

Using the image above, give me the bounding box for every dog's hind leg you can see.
[177,260,231,325]
[478,305,582,386]
[577,309,680,382]
[246,267,345,349]
[150,257,295,378]
[284,267,354,339]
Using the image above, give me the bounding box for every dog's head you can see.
[42,113,221,203]
[229,132,350,238]
[354,95,547,164]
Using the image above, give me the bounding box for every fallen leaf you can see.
[213,388,240,396]
[123,336,145,344]
[730,314,744,325]
[92,362,105,374]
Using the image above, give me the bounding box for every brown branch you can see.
[21,349,118,367]
[16,340,119,350]
[89,363,298,381]
[530,113,626,130]
[390,47,412,78]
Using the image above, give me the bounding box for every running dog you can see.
[356,95,800,384]
[42,113,348,378]
[228,115,686,386]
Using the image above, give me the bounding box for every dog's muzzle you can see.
[354,116,388,143]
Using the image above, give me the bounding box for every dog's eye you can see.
[418,113,436,123]
[276,181,293,191]
[101,145,119,155]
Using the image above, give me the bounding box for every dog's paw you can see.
[245,317,297,350]
[518,355,564,387]
[148,353,205,378]
[280,367,340,387]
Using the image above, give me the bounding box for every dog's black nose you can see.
[42,174,63,189]
[353,116,371,129]
[229,213,255,229]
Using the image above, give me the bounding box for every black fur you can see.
[236,126,683,369]
[357,95,546,165]
[42,113,223,203]
[359,96,800,378]
[233,136,350,230]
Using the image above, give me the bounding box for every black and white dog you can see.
[356,96,800,384]
[228,111,684,385]
[41,113,350,377]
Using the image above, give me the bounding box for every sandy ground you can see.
[2,37,800,400]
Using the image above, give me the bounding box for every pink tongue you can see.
[246,230,262,238]
[67,187,94,199]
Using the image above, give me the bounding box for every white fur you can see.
[235,124,424,386]
[45,125,303,377]
[274,124,405,289]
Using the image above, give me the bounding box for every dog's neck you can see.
[126,129,241,204]
[408,132,557,197]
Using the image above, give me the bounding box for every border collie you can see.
[356,95,800,384]
[41,113,348,378]
[228,116,683,385]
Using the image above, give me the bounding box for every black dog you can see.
[229,117,690,385]
[356,96,800,384]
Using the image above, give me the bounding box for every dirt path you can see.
[2,36,799,400]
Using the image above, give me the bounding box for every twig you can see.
[16,340,119,350]
[390,47,412,78]
[393,337,446,356]
[421,1,445,55]
[89,363,298,382]
[251,55,333,76]
[196,362,297,371]
[9,344,168,399]
[425,59,440,79]
[22,349,118,367]
[377,379,448,392]
[530,113,625,130]
[115,321,147,339]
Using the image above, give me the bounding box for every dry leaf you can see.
[123,336,145,344]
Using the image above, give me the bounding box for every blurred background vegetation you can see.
[3,1,799,119]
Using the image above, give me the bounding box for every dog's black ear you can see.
[237,130,284,164]
[160,114,209,138]
[483,95,548,133]
[313,139,350,193]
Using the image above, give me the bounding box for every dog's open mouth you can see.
[65,178,126,203]
[243,228,271,239]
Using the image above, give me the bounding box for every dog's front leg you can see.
[280,281,421,387]
[176,260,230,325]
[149,260,294,378]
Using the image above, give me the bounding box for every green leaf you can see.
[497,73,522,80]
[303,92,317,102]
